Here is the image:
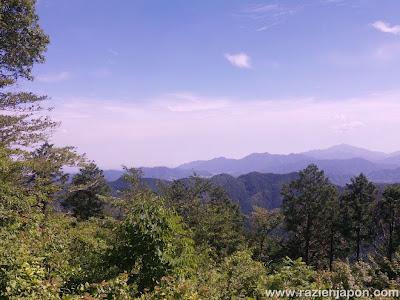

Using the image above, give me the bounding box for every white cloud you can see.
[245,4,279,13]
[321,0,348,5]
[372,21,400,35]
[49,91,400,168]
[108,49,119,56]
[256,24,280,32]
[240,3,296,19]
[224,53,252,68]
[37,71,71,83]
[237,3,298,31]
[332,114,365,133]
[160,93,229,112]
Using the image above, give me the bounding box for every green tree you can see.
[63,162,110,220]
[323,185,346,271]
[198,189,245,258]
[342,174,377,261]
[110,192,197,294]
[266,257,320,291]
[0,5,92,297]
[0,0,55,148]
[0,145,32,226]
[282,164,339,268]
[101,168,197,294]
[249,206,283,264]
[26,142,80,214]
[163,177,245,258]
[143,250,267,300]
[0,0,48,85]
[377,184,400,261]
[0,1,80,220]
[0,142,79,226]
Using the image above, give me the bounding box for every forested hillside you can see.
[2,1,400,299]
[109,171,396,215]
[109,172,299,214]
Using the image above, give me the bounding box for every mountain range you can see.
[103,144,400,185]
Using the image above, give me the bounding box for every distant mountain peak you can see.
[303,144,389,161]
[311,143,374,152]
[243,152,271,158]
[330,143,363,149]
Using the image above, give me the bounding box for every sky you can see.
[23,0,400,168]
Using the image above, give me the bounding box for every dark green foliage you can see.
[210,172,299,213]
[84,167,196,295]
[377,184,400,261]
[249,206,283,264]
[26,143,80,212]
[282,164,339,268]
[266,257,319,291]
[63,162,110,220]
[163,177,246,258]
[143,250,268,299]
[0,146,32,226]
[0,0,49,85]
[0,0,56,148]
[196,192,245,258]
[110,193,196,294]
[342,173,377,261]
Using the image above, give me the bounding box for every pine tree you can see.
[282,164,339,268]
[0,1,80,218]
[163,176,245,258]
[341,174,376,261]
[63,163,110,220]
[0,0,56,148]
[378,184,400,261]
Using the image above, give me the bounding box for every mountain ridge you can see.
[104,144,400,185]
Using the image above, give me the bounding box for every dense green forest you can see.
[2,1,400,299]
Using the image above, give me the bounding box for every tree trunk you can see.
[388,209,394,261]
[259,236,265,260]
[305,214,311,264]
[329,227,334,271]
[356,226,361,261]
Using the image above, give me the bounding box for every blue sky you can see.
[26,0,400,168]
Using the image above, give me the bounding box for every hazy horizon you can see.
[95,143,398,170]
[25,0,400,168]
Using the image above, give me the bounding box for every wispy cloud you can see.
[241,3,296,20]
[108,49,119,56]
[244,4,280,14]
[332,114,365,133]
[256,24,278,32]
[224,53,252,69]
[321,0,349,6]
[236,2,300,32]
[37,71,71,83]
[372,20,400,35]
[90,68,112,78]
[161,93,229,112]
[237,1,360,32]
